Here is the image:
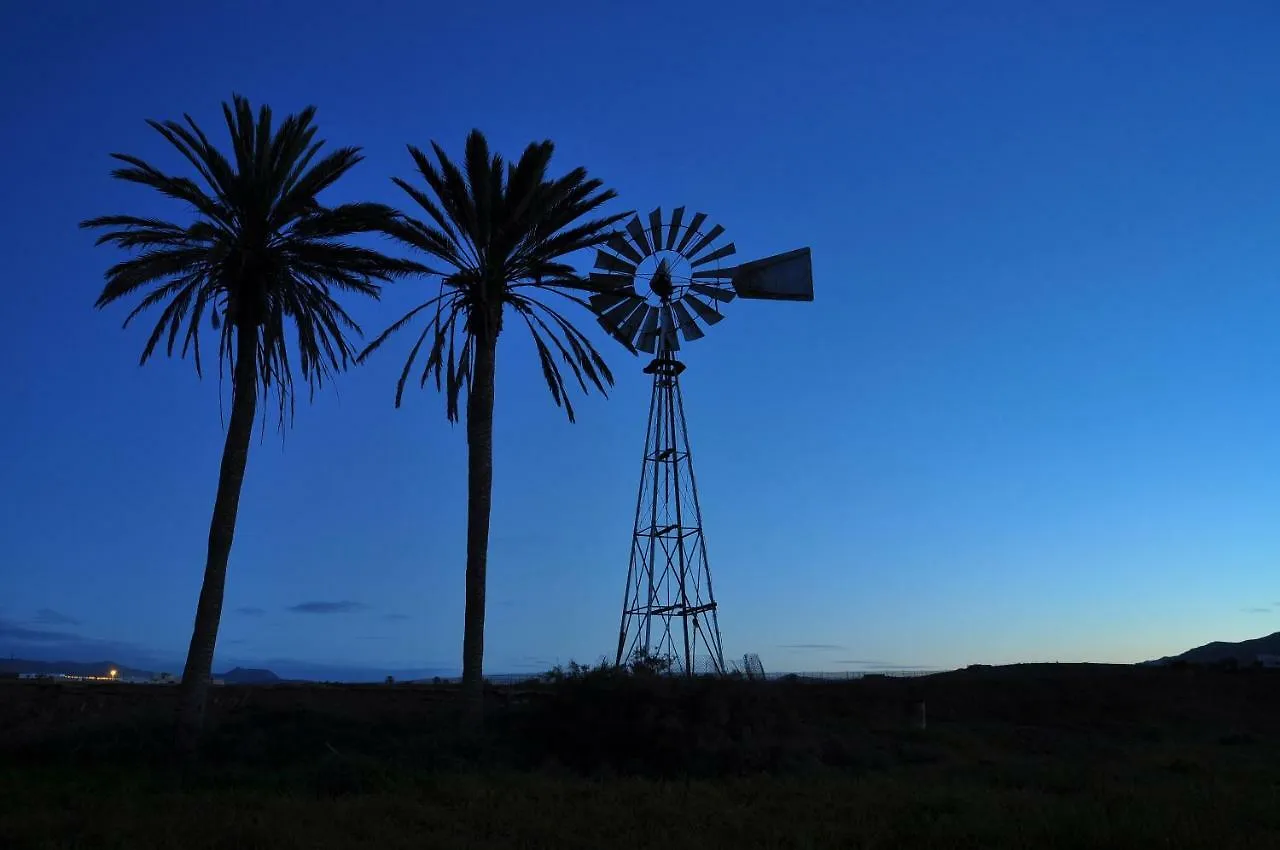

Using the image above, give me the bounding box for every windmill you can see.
[585,207,814,675]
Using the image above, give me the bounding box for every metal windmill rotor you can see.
[585,207,813,353]
[583,206,814,677]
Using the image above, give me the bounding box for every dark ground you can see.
[3,663,1280,848]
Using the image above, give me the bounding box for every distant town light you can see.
[109,669,118,678]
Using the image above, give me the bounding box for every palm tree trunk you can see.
[176,326,258,754]
[461,327,498,727]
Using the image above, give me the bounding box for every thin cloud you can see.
[236,607,266,617]
[288,601,366,615]
[1243,607,1271,614]
[0,618,79,643]
[34,608,81,626]
[509,656,557,669]
[778,643,846,651]
[0,617,156,668]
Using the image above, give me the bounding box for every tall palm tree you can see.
[361,130,628,722]
[83,95,419,751]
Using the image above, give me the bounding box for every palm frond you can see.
[511,298,589,397]
[429,139,480,255]
[357,289,457,363]
[381,213,467,270]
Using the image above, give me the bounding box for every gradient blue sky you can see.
[4,1,1280,679]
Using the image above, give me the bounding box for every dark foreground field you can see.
[4,663,1280,848]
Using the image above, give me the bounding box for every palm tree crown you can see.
[83,94,420,424]
[360,129,630,420]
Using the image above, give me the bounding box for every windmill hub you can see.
[638,254,686,302]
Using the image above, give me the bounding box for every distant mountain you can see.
[0,658,157,679]
[216,667,280,684]
[1153,631,1280,666]
[1,658,285,684]
[1,656,448,684]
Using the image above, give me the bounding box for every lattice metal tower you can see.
[619,332,721,674]
[583,207,814,676]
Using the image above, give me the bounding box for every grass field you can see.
[4,663,1280,848]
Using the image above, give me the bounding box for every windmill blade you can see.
[675,212,708,254]
[671,300,706,341]
[596,315,631,348]
[691,267,736,280]
[626,217,653,256]
[666,207,685,250]
[615,300,649,342]
[607,295,644,321]
[596,300,632,332]
[594,250,637,276]
[731,247,814,301]
[587,272,636,291]
[689,241,736,269]
[684,293,725,326]
[689,282,736,303]
[635,306,661,353]
[597,299,647,349]
[682,224,726,262]
[589,291,640,315]
[660,303,680,352]
[607,233,644,265]
[648,208,664,254]
[597,296,644,340]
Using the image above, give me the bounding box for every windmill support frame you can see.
[615,348,726,676]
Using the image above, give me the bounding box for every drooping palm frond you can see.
[83,94,424,427]
[360,129,630,422]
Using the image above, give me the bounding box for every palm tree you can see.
[82,95,419,751]
[360,130,628,722]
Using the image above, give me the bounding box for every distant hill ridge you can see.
[0,659,282,683]
[0,659,156,678]
[1152,631,1280,666]
[218,667,280,684]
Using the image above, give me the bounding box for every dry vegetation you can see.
[4,663,1280,848]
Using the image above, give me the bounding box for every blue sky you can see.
[4,0,1280,679]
